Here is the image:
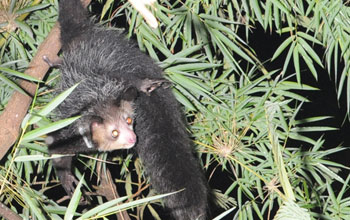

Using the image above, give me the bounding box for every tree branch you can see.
[0,202,22,220]
[0,0,91,160]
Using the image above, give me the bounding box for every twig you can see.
[95,163,131,220]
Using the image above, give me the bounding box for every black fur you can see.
[49,0,209,219]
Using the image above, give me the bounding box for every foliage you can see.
[0,0,350,219]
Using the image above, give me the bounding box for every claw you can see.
[59,172,90,204]
[60,172,79,196]
[43,55,63,67]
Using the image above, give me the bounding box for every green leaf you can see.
[14,154,69,162]
[293,45,301,84]
[296,44,318,80]
[78,197,128,219]
[14,20,33,38]
[20,188,46,220]
[64,177,84,220]
[298,37,323,67]
[138,25,171,57]
[294,116,333,125]
[213,207,236,220]
[96,191,177,216]
[101,0,114,20]
[172,88,196,111]
[274,200,311,220]
[14,155,52,162]
[209,28,254,65]
[282,41,296,74]
[250,0,263,26]
[317,163,344,183]
[296,31,322,45]
[27,83,79,125]
[0,73,27,95]
[271,35,294,61]
[292,126,337,132]
[15,3,51,15]
[22,116,80,141]
[199,14,238,24]
[166,63,221,72]
[0,67,42,82]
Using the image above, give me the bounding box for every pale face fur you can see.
[91,101,136,151]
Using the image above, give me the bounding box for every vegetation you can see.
[0,0,350,219]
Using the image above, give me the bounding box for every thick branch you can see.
[0,202,22,220]
[0,22,61,159]
[0,0,91,160]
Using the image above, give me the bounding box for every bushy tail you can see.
[58,0,91,47]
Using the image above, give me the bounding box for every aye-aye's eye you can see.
[111,129,119,138]
[126,117,133,125]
